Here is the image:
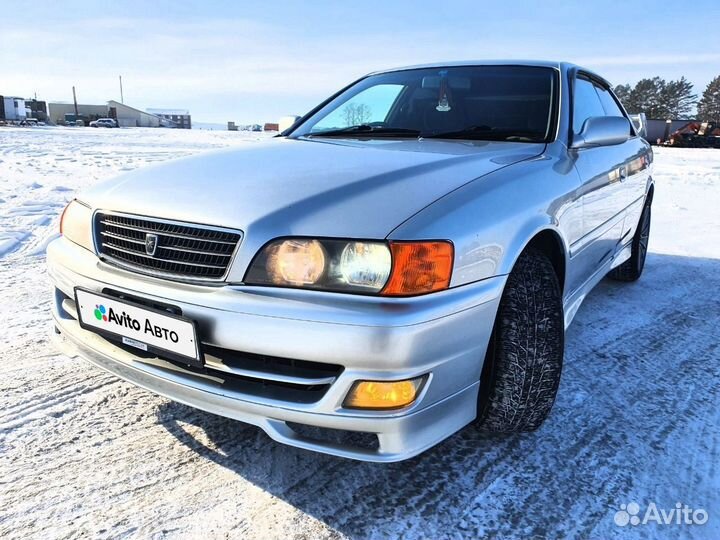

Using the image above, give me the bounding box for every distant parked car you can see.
[49,61,654,462]
[89,118,117,128]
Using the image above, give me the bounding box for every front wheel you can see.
[475,248,565,432]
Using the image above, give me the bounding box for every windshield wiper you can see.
[422,126,542,142]
[308,125,421,138]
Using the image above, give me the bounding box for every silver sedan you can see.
[48,60,654,462]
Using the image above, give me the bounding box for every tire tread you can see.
[477,248,564,432]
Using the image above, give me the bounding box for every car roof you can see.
[371,59,559,72]
[368,60,609,86]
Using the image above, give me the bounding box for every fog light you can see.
[343,377,425,410]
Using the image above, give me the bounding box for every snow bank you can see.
[0,128,718,539]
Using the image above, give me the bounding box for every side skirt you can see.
[563,255,615,329]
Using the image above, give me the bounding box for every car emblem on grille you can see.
[145,233,159,256]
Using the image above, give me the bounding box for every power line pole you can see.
[119,75,124,104]
[72,86,79,118]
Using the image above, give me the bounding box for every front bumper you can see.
[48,237,505,462]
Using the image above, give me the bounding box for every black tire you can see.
[476,248,564,432]
[608,201,651,282]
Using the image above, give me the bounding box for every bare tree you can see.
[341,103,373,126]
[342,104,357,127]
[354,103,372,125]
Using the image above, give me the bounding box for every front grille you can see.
[59,288,343,404]
[110,338,343,404]
[96,213,242,281]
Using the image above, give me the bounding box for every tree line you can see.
[614,75,720,121]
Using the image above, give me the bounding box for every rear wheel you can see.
[608,200,651,282]
[476,248,564,432]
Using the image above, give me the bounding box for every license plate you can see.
[74,288,200,364]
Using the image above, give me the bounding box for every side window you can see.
[573,77,605,134]
[594,85,626,118]
[310,84,404,132]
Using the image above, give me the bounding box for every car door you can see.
[594,83,652,242]
[566,74,633,294]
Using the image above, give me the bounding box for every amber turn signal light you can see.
[343,377,426,410]
[381,241,453,296]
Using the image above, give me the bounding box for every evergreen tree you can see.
[659,77,697,119]
[626,77,668,118]
[613,84,632,108]
[697,76,720,122]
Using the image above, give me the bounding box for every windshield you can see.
[291,65,558,142]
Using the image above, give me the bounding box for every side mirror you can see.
[278,115,301,133]
[572,116,631,149]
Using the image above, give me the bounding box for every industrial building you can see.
[48,102,108,125]
[25,99,48,121]
[0,96,48,122]
[146,108,191,129]
[49,101,160,127]
[1,96,26,121]
[107,101,159,127]
[42,100,190,128]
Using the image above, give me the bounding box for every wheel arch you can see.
[502,223,569,297]
[523,229,567,295]
[646,181,655,206]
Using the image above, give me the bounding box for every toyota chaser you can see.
[48,61,654,462]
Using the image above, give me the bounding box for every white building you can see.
[108,100,160,128]
[1,96,26,121]
[146,108,191,129]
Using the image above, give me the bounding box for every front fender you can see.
[387,150,580,288]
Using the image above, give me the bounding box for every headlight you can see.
[271,239,327,285]
[60,200,94,252]
[244,238,453,296]
[338,241,392,290]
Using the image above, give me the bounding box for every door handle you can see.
[619,166,628,181]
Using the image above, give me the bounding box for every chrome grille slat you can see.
[99,219,237,245]
[95,212,242,281]
[102,224,235,255]
[160,245,233,257]
[100,231,145,245]
[203,358,337,386]
[101,243,228,269]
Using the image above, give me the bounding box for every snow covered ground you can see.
[0,126,718,539]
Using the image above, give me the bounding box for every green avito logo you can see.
[94,304,108,322]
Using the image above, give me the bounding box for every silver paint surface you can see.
[48,60,654,461]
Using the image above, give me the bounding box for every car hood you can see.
[82,137,543,269]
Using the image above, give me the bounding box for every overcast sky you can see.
[2,0,719,124]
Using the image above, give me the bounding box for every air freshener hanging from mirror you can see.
[436,71,452,112]
[436,94,451,112]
